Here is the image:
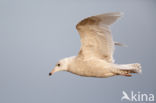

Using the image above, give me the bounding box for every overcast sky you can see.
[0,0,156,103]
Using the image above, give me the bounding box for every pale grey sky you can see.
[0,0,156,103]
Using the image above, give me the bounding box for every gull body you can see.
[49,12,141,78]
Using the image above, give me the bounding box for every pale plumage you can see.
[49,12,141,78]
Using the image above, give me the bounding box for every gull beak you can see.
[49,69,56,76]
[49,68,64,76]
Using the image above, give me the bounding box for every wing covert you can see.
[76,12,122,63]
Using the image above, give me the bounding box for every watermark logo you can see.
[121,91,131,101]
[121,91,155,102]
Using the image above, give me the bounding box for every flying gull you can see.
[49,12,141,78]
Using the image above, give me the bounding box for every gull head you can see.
[49,56,75,76]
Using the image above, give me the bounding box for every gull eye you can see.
[57,63,61,67]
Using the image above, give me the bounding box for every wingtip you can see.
[119,12,124,16]
[113,12,124,17]
[103,12,124,17]
[114,42,127,47]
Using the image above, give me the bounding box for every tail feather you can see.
[117,63,142,77]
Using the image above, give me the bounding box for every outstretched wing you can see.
[76,12,123,63]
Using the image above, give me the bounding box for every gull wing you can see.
[76,12,123,62]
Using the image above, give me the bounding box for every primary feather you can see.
[76,12,122,63]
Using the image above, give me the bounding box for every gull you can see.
[49,12,141,78]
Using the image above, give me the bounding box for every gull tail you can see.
[115,63,142,77]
